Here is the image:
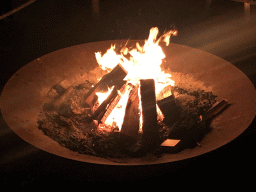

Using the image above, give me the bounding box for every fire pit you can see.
[1,32,255,164]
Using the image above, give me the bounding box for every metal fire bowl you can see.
[1,40,255,165]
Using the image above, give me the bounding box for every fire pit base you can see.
[37,81,218,159]
[0,41,255,165]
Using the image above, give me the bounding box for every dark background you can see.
[0,0,255,186]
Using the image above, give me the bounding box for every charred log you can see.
[140,79,159,146]
[157,94,179,126]
[120,85,140,147]
[83,64,127,107]
[121,85,140,138]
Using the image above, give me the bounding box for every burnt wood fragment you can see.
[157,94,179,126]
[170,120,207,152]
[52,86,75,107]
[163,99,229,152]
[47,80,69,98]
[84,64,127,106]
[51,84,66,96]
[140,79,159,146]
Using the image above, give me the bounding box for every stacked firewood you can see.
[43,65,229,157]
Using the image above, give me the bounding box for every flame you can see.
[95,86,114,105]
[95,44,121,71]
[104,86,131,130]
[94,27,177,131]
[95,27,176,92]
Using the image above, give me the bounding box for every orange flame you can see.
[95,45,121,71]
[95,86,114,105]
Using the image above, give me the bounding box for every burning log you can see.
[161,99,229,152]
[157,94,179,126]
[83,64,127,107]
[120,85,140,142]
[100,82,130,124]
[91,81,127,123]
[140,79,159,146]
[91,87,118,121]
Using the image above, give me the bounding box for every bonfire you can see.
[38,27,228,159]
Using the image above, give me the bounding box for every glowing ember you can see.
[94,27,177,131]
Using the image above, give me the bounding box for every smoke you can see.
[177,11,256,63]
